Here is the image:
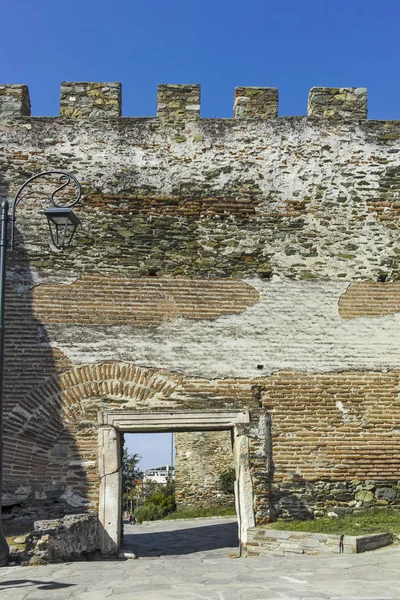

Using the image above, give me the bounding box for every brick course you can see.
[339,282,400,318]
[31,276,259,325]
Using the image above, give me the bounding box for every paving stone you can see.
[0,518,400,599]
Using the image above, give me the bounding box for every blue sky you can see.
[2,0,399,467]
[124,433,175,472]
[1,0,400,119]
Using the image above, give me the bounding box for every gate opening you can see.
[98,410,256,555]
[121,430,238,557]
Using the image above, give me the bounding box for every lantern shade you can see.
[42,207,81,249]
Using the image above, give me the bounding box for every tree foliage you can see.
[122,447,143,492]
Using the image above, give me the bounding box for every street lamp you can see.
[0,171,82,566]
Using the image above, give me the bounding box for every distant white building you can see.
[143,465,174,485]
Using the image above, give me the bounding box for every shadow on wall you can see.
[270,475,314,521]
[0,172,89,534]
[123,521,238,557]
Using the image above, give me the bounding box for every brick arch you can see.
[5,362,184,443]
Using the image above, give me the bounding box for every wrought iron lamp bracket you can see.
[10,170,82,250]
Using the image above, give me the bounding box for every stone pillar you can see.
[157,84,200,120]
[233,429,255,544]
[0,85,31,118]
[234,87,278,119]
[60,82,122,118]
[98,425,121,555]
[308,87,367,120]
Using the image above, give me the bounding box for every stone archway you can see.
[97,409,256,555]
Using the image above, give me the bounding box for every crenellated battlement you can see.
[0,82,369,120]
[0,84,31,118]
[308,87,367,120]
[60,82,122,118]
[157,84,201,120]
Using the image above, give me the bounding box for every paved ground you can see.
[1,517,399,599]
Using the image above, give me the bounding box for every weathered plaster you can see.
[0,118,391,203]
[40,278,400,378]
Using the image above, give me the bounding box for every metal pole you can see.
[170,432,174,476]
[0,172,81,568]
[0,201,10,566]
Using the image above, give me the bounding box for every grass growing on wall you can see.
[265,509,400,536]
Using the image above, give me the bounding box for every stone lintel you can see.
[98,409,250,431]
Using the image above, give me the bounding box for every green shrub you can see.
[148,491,176,513]
[134,503,164,524]
[133,481,176,523]
[219,469,236,495]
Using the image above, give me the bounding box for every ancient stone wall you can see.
[174,431,235,508]
[1,81,400,527]
[24,513,98,564]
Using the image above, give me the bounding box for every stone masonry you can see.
[174,431,235,508]
[1,81,400,538]
[157,84,200,121]
[307,87,367,120]
[0,85,30,119]
[244,528,392,557]
[234,87,278,119]
[60,82,122,118]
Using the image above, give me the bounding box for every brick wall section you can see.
[339,282,400,318]
[262,370,400,481]
[174,431,235,508]
[2,282,74,527]
[85,193,260,216]
[30,276,259,325]
[260,369,400,517]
